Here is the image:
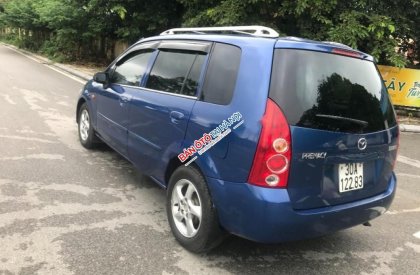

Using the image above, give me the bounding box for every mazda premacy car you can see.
[76,26,399,252]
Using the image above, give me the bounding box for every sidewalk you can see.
[1,43,102,81]
[3,42,420,133]
[398,116,420,133]
[399,124,420,133]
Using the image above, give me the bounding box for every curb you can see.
[52,63,92,81]
[400,124,420,133]
[1,42,93,81]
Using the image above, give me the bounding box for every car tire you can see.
[166,165,226,253]
[78,102,99,149]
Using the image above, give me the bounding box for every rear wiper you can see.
[316,114,369,128]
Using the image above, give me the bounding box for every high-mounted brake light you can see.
[248,99,291,188]
[331,48,363,58]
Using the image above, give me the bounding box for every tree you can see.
[0,0,418,66]
[178,0,419,67]
[0,0,182,61]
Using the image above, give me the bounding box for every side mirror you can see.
[93,72,108,84]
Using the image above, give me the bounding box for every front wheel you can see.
[166,166,226,253]
[78,103,99,149]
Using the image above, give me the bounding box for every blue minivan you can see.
[76,26,399,252]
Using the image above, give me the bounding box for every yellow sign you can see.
[378,65,420,108]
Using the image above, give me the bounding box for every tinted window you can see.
[110,50,154,86]
[146,51,206,96]
[270,49,397,133]
[201,44,241,105]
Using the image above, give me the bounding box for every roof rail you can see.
[160,26,279,38]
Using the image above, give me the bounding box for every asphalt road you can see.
[0,44,419,275]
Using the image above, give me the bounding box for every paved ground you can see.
[0,44,419,275]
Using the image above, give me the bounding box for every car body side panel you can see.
[127,89,197,183]
[94,83,132,157]
[185,39,275,182]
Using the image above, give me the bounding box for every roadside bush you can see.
[39,39,68,63]
[0,0,418,67]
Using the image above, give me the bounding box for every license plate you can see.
[338,163,363,193]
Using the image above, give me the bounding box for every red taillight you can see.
[248,99,291,188]
[266,154,288,173]
[331,48,363,58]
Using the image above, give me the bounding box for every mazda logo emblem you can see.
[358,138,367,150]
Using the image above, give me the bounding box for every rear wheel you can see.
[166,166,225,253]
[78,103,99,149]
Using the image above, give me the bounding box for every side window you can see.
[146,50,206,97]
[201,44,241,105]
[110,50,154,86]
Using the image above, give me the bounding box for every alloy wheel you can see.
[79,109,90,141]
[171,179,202,238]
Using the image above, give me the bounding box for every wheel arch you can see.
[164,156,222,211]
[165,157,205,188]
[76,97,87,123]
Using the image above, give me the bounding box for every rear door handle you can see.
[120,95,131,103]
[170,111,185,124]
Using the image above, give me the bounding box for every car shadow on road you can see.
[213,231,347,255]
[202,230,374,274]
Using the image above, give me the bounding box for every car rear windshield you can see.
[269,49,397,133]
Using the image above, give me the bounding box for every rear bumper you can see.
[206,173,396,243]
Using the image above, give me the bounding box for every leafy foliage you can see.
[0,0,418,67]
[0,0,182,62]
[180,0,418,67]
